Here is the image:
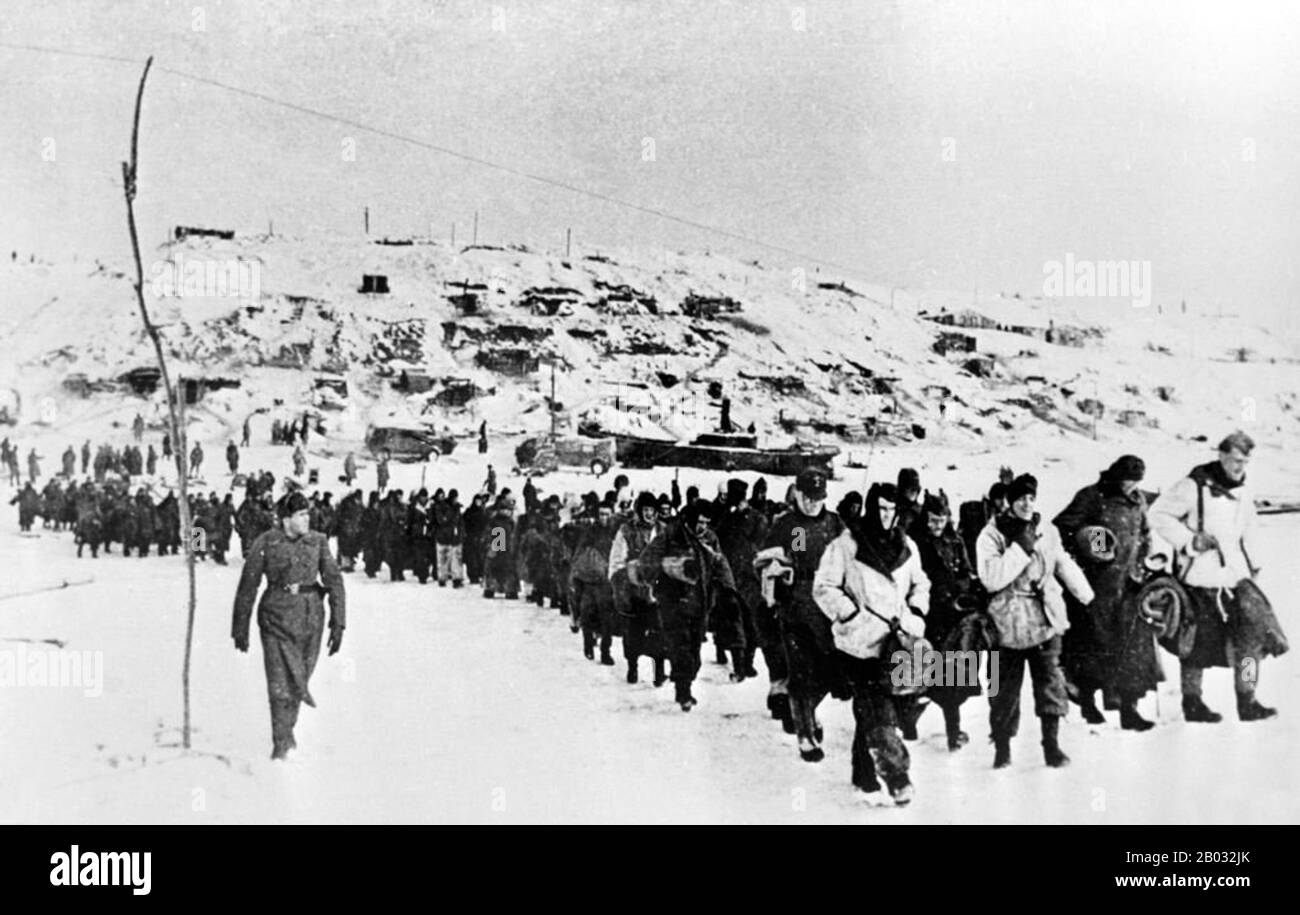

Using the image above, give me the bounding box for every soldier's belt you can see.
[278,582,325,595]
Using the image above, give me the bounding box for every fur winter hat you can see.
[278,491,310,518]
[1103,455,1146,482]
[1007,474,1038,503]
[682,498,715,526]
[897,468,921,496]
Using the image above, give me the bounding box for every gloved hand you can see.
[233,631,249,653]
[1011,516,1039,555]
[1191,531,1219,553]
[328,624,344,656]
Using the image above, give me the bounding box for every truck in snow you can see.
[365,423,458,462]
[514,435,616,477]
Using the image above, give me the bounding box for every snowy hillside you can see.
[3,234,1299,495]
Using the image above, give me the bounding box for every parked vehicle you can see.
[365,423,458,462]
[515,435,615,477]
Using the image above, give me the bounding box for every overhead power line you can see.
[0,39,879,281]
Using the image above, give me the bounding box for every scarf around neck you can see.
[853,483,910,577]
[1190,460,1245,495]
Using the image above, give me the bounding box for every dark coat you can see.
[75,505,103,548]
[214,501,235,549]
[335,495,364,546]
[462,503,488,548]
[913,522,981,643]
[11,485,40,526]
[482,506,519,592]
[232,528,346,703]
[760,508,844,628]
[376,496,409,571]
[638,517,735,623]
[156,494,180,550]
[914,521,984,701]
[432,499,464,545]
[716,502,769,611]
[133,496,158,545]
[1054,480,1160,698]
[359,501,381,551]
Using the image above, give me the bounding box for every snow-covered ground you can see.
[1,436,1296,824]
[2,235,1297,824]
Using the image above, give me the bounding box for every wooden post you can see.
[565,227,571,259]
[121,56,199,750]
[451,222,456,248]
[549,357,557,440]
[472,210,478,246]
[364,206,370,235]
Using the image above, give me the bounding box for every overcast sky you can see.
[3,0,1297,320]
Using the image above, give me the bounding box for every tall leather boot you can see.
[729,648,749,683]
[652,657,668,688]
[1182,694,1223,723]
[992,729,1011,769]
[270,699,297,760]
[1041,715,1070,767]
[1119,698,1155,731]
[942,702,969,751]
[1237,693,1278,722]
[674,680,696,711]
[792,698,824,762]
[1078,689,1106,725]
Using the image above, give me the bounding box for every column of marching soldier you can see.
[11,431,1285,794]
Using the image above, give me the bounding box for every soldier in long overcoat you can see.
[1053,454,1160,730]
[232,491,346,760]
[482,494,520,599]
[637,499,736,711]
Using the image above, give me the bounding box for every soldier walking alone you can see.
[232,491,347,760]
